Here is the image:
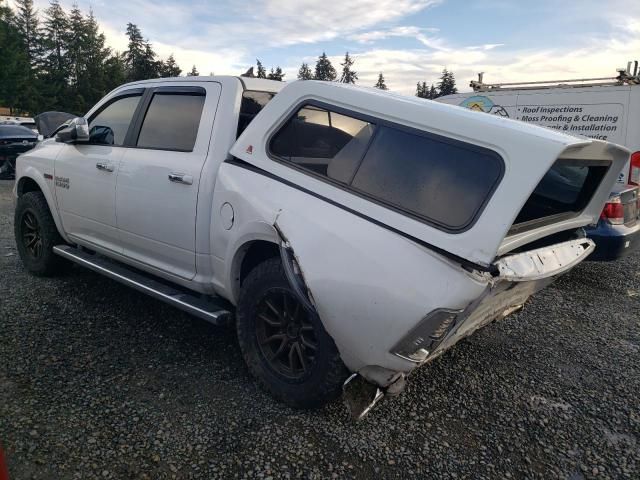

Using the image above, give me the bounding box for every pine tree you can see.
[160,54,182,77]
[80,10,116,112]
[415,82,424,98]
[66,4,87,92]
[187,65,199,76]
[256,59,266,79]
[314,52,336,81]
[339,52,357,84]
[297,62,312,80]
[123,23,145,81]
[437,68,457,97]
[267,66,284,81]
[374,72,388,90]
[140,41,160,79]
[428,84,437,99]
[0,0,29,113]
[13,0,44,114]
[41,1,69,110]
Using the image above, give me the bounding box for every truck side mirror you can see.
[55,117,90,143]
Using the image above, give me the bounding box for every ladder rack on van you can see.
[471,61,640,92]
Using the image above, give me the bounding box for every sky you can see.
[14,0,640,94]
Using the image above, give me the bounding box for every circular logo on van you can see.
[460,95,494,112]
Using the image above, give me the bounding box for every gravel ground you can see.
[1,179,639,479]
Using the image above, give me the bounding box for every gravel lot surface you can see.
[1,179,639,479]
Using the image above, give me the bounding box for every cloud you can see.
[332,27,640,95]
[13,0,640,96]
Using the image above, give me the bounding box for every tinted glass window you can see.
[237,91,275,136]
[89,94,141,146]
[137,93,205,151]
[270,105,374,182]
[511,159,610,231]
[351,126,503,230]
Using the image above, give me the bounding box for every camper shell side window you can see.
[268,101,505,233]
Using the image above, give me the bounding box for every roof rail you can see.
[471,61,640,92]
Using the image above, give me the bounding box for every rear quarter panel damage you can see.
[212,163,489,373]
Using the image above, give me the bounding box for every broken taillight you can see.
[600,195,625,225]
[630,151,640,186]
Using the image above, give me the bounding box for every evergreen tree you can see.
[65,4,87,92]
[374,72,387,90]
[267,66,284,81]
[314,52,336,81]
[160,54,182,77]
[187,65,199,76]
[103,53,126,92]
[428,84,437,99]
[256,59,266,79]
[41,1,69,110]
[437,68,457,96]
[13,0,43,113]
[140,41,160,79]
[297,62,312,80]
[415,82,424,98]
[123,23,146,81]
[0,0,28,113]
[339,52,357,84]
[79,10,115,112]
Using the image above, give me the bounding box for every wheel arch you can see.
[230,239,281,302]
[15,171,70,244]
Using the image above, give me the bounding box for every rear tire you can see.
[14,191,67,276]
[236,258,349,409]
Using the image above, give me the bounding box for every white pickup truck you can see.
[13,76,628,418]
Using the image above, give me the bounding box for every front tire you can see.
[236,258,349,409]
[14,191,67,276]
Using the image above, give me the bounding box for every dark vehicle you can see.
[0,125,38,180]
[586,185,640,260]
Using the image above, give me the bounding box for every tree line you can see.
[0,0,458,116]
[0,0,187,115]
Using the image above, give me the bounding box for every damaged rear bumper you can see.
[345,239,594,419]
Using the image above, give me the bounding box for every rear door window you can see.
[137,91,205,151]
[237,91,275,136]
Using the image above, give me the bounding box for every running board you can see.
[53,245,232,326]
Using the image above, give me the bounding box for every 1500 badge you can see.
[55,176,69,189]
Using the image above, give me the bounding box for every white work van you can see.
[438,64,640,260]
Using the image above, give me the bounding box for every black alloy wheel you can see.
[21,210,43,260]
[236,257,349,409]
[255,288,318,381]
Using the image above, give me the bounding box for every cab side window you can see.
[136,92,205,152]
[88,94,142,146]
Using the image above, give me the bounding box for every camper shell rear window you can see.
[509,158,610,234]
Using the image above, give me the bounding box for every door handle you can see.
[168,172,193,185]
[96,162,114,172]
